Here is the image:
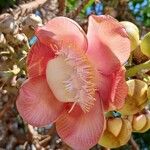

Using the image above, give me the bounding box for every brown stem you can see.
[129,136,140,150]
[0,0,47,20]
[67,0,90,19]
[57,0,66,15]
[0,94,16,119]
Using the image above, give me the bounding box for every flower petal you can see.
[87,15,130,74]
[16,76,64,127]
[35,17,88,53]
[27,41,55,78]
[99,68,128,111]
[56,93,105,150]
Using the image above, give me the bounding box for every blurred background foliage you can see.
[0,0,16,10]
[66,0,150,27]
[128,0,150,27]
[0,0,150,27]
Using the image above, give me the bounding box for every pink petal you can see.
[56,93,105,150]
[27,41,55,78]
[16,76,64,127]
[87,15,130,74]
[35,17,88,53]
[99,67,128,111]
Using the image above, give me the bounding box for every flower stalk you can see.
[126,60,150,78]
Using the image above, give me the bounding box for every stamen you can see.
[46,44,96,113]
[68,102,77,113]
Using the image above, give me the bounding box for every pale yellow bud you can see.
[99,118,132,148]
[132,114,147,131]
[120,21,139,51]
[139,112,150,133]
[118,79,148,115]
[107,118,122,137]
[140,32,150,57]
[131,111,150,133]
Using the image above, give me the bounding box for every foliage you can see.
[128,0,150,27]
[0,0,16,9]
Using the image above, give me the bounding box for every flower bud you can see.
[129,111,150,133]
[140,32,150,57]
[120,21,139,51]
[118,79,148,115]
[107,118,122,137]
[132,114,147,131]
[99,118,132,148]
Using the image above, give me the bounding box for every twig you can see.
[0,94,16,119]
[126,60,150,77]
[27,125,51,149]
[57,0,66,16]
[0,0,47,20]
[67,0,90,19]
[129,136,140,150]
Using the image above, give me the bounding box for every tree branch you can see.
[0,0,47,20]
[57,0,66,15]
[67,0,90,19]
[129,136,140,150]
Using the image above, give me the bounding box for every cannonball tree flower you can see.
[16,15,130,150]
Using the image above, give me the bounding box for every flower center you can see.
[46,45,96,112]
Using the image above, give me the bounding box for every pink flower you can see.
[16,15,130,150]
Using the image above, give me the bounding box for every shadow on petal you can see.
[16,76,65,127]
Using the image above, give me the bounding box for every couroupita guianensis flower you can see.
[16,15,130,150]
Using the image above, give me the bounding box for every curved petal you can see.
[56,93,105,150]
[27,41,55,78]
[99,67,128,111]
[16,76,64,127]
[35,17,88,54]
[87,15,130,74]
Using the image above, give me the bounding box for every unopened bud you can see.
[99,118,132,148]
[120,21,139,51]
[107,118,122,137]
[118,79,148,115]
[129,111,150,133]
[132,114,147,131]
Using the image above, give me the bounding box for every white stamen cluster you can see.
[56,46,96,113]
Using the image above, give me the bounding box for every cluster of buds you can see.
[128,111,150,133]
[118,79,149,115]
[99,118,132,148]
[100,78,150,148]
